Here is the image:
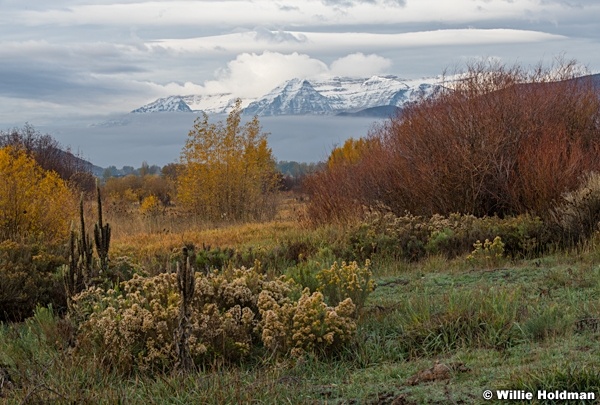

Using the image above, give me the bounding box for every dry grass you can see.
[103,191,311,271]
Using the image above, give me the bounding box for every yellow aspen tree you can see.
[327,138,370,169]
[0,147,75,243]
[178,99,279,221]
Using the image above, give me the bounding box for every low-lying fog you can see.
[38,113,384,168]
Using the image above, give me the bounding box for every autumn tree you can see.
[0,147,76,243]
[178,100,279,221]
[103,171,173,207]
[327,138,371,168]
[0,124,95,192]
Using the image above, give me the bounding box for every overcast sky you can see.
[1,0,599,126]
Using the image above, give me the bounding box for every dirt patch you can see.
[406,361,470,386]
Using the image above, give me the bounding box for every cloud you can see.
[330,53,392,76]
[201,51,329,97]
[278,4,300,12]
[322,0,406,7]
[254,27,308,43]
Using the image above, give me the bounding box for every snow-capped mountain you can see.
[131,96,192,113]
[314,76,438,111]
[181,94,254,114]
[131,76,443,116]
[244,79,334,116]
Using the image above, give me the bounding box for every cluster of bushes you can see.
[339,169,600,262]
[69,258,373,373]
[343,210,550,263]
[156,179,599,273]
[103,172,174,208]
[305,60,600,224]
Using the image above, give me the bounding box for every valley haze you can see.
[36,74,436,168]
[37,113,382,169]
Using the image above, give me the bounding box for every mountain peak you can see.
[244,78,334,116]
[131,96,192,113]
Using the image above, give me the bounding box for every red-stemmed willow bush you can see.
[305,60,600,224]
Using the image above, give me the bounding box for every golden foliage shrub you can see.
[316,260,374,312]
[0,147,75,243]
[0,147,75,320]
[258,288,356,358]
[139,195,162,217]
[72,263,362,373]
[327,137,372,169]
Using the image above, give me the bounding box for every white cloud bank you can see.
[187,51,393,98]
[201,52,328,97]
[330,53,393,77]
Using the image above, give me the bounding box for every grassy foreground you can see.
[1,217,599,404]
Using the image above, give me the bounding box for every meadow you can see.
[1,192,599,404]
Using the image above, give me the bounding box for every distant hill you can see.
[61,149,104,177]
[573,73,600,89]
[336,105,402,118]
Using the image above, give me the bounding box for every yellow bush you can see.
[316,260,374,312]
[258,288,356,357]
[467,236,505,268]
[139,195,162,217]
[0,147,75,243]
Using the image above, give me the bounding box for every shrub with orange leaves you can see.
[305,59,600,223]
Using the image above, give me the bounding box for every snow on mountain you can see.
[244,79,334,116]
[131,76,443,116]
[314,76,406,111]
[243,76,442,115]
[131,96,193,113]
[181,94,255,114]
[312,75,442,111]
